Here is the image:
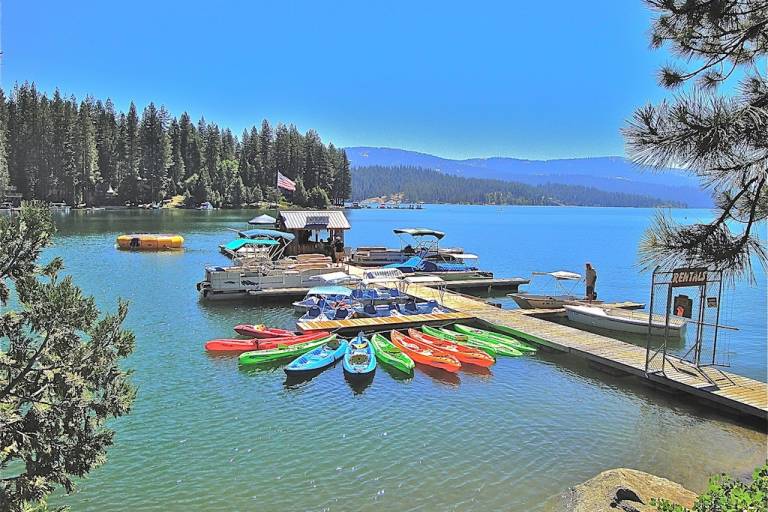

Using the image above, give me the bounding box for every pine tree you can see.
[293,177,308,206]
[259,119,274,189]
[274,123,291,178]
[167,118,185,195]
[139,103,171,202]
[95,99,118,192]
[73,99,99,205]
[119,102,141,203]
[624,1,768,281]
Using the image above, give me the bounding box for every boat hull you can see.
[390,330,461,372]
[564,306,687,337]
[284,340,348,373]
[452,324,536,353]
[238,336,334,365]
[370,333,415,374]
[342,334,377,378]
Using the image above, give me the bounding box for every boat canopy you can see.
[307,271,360,284]
[362,277,400,286]
[403,275,444,284]
[363,268,404,280]
[238,228,296,241]
[532,270,582,281]
[248,214,277,225]
[393,228,445,240]
[450,253,479,260]
[307,286,353,297]
[223,238,279,251]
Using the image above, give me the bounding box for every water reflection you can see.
[417,365,461,386]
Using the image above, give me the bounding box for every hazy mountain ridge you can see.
[344,147,711,207]
[352,165,686,208]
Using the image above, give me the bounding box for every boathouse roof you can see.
[279,210,351,230]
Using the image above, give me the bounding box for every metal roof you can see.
[279,210,351,230]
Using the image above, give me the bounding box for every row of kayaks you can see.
[205,323,536,376]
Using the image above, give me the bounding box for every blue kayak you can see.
[284,338,348,374]
[343,332,377,377]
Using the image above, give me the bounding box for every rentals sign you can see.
[670,267,708,287]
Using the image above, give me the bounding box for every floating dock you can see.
[345,264,768,422]
[426,276,528,293]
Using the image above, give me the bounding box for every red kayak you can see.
[390,330,461,373]
[407,328,495,367]
[205,331,330,352]
[233,324,296,338]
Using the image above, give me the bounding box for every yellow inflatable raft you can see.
[116,233,184,251]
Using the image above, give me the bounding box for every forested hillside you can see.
[352,166,685,207]
[0,83,351,207]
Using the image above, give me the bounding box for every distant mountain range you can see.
[344,147,711,207]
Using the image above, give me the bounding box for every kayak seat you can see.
[334,308,349,320]
[307,306,322,319]
[363,303,377,315]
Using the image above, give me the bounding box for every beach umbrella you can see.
[248,214,277,225]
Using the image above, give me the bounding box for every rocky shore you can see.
[553,468,697,512]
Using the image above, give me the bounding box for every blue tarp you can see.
[384,256,423,271]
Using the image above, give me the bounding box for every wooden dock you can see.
[298,311,474,335]
[344,265,767,422]
[428,277,528,293]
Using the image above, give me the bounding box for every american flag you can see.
[276,171,296,191]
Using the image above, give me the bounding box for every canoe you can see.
[343,332,377,378]
[205,331,330,352]
[370,332,415,375]
[238,335,335,365]
[407,328,494,367]
[233,324,297,338]
[452,324,537,353]
[390,330,461,373]
[284,338,348,373]
[421,325,498,358]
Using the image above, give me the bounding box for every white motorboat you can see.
[564,305,688,337]
[508,270,602,309]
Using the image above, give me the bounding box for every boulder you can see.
[555,468,697,512]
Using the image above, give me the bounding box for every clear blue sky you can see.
[2,0,673,160]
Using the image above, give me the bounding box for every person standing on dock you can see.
[585,262,597,301]
[334,236,345,264]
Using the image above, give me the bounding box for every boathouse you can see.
[277,210,351,256]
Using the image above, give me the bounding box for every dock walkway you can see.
[345,264,767,421]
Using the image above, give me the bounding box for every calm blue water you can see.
[46,206,765,511]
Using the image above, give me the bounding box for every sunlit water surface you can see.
[45,206,765,511]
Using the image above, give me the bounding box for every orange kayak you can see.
[407,328,495,367]
[205,331,330,352]
[390,330,461,373]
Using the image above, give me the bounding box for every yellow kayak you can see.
[116,233,184,251]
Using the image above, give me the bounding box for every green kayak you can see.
[370,333,415,375]
[421,325,521,357]
[239,335,335,366]
[453,324,537,353]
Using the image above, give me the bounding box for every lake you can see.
[48,205,766,511]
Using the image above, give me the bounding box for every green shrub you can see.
[652,463,767,512]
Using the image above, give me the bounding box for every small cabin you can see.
[277,210,350,257]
